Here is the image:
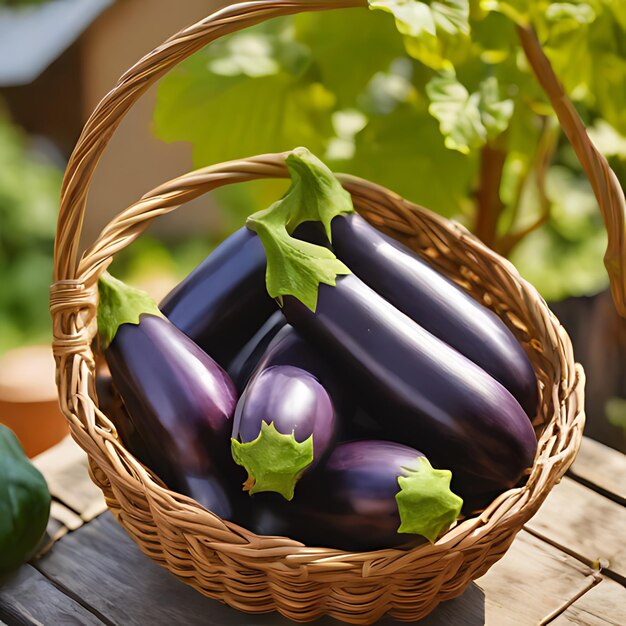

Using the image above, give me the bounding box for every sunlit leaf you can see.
[545,2,595,24]
[346,104,476,217]
[369,0,437,37]
[588,120,626,159]
[426,73,513,153]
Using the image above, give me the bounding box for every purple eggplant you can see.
[227,310,286,391]
[231,327,337,500]
[159,227,276,366]
[315,213,538,418]
[95,367,148,460]
[159,221,323,368]
[281,274,538,491]
[98,272,241,519]
[251,440,463,551]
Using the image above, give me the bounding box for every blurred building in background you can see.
[1,0,229,246]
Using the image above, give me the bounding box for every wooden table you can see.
[1,436,625,625]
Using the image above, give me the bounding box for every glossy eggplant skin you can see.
[160,227,276,366]
[95,368,149,461]
[232,327,339,473]
[329,214,538,417]
[244,325,354,429]
[104,314,240,518]
[227,311,286,392]
[251,441,427,551]
[281,274,538,490]
[235,365,335,452]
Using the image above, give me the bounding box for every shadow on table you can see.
[2,512,486,625]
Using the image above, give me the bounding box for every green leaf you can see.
[604,0,626,31]
[0,424,51,574]
[479,76,515,138]
[427,73,513,153]
[206,30,309,78]
[369,0,470,70]
[246,148,353,310]
[370,0,437,37]
[606,397,626,437]
[97,272,163,349]
[480,0,530,25]
[369,0,470,37]
[395,457,463,543]
[588,120,626,159]
[294,7,407,108]
[545,2,595,24]
[231,421,314,500]
[348,103,477,217]
[153,20,334,168]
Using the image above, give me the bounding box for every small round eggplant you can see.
[98,272,242,519]
[231,328,337,500]
[251,440,463,551]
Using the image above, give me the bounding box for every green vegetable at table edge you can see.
[0,424,51,575]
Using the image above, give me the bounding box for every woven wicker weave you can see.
[50,1,625,623]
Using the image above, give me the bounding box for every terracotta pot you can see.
[0,345,68,458]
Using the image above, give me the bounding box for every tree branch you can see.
[473,142,507,248]
[497,117,558,257]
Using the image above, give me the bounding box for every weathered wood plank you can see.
[0,564,104,625]
[32,436,106,521]
[34,512,600,626]
[569,437,626,505]
[34,512,410,625]
[475,531,595,626]
[49,500,83,532]
[525,477,626,580]
[34,501,86,557]
[552,577,626,625]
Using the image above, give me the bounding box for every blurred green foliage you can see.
[3,0,626,356]
[0,113,61,354]
[606,396,626,437]
[153,0,626,302]
[0,0,49,6]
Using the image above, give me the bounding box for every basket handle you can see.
[54,0,626,313]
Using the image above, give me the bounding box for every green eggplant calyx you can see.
[395,457,463,543]
[97,271,164,349]
[0,425,51,575]
[230,421,314,501]
[246,147,354,312]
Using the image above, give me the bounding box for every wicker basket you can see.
[50,1,625,623]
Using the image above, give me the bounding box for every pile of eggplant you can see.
[96,149,538,552]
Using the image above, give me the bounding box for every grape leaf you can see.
[347,103,476,217]
[426,73,513,153]
[153,21,334,167]
[369,0,470,37]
